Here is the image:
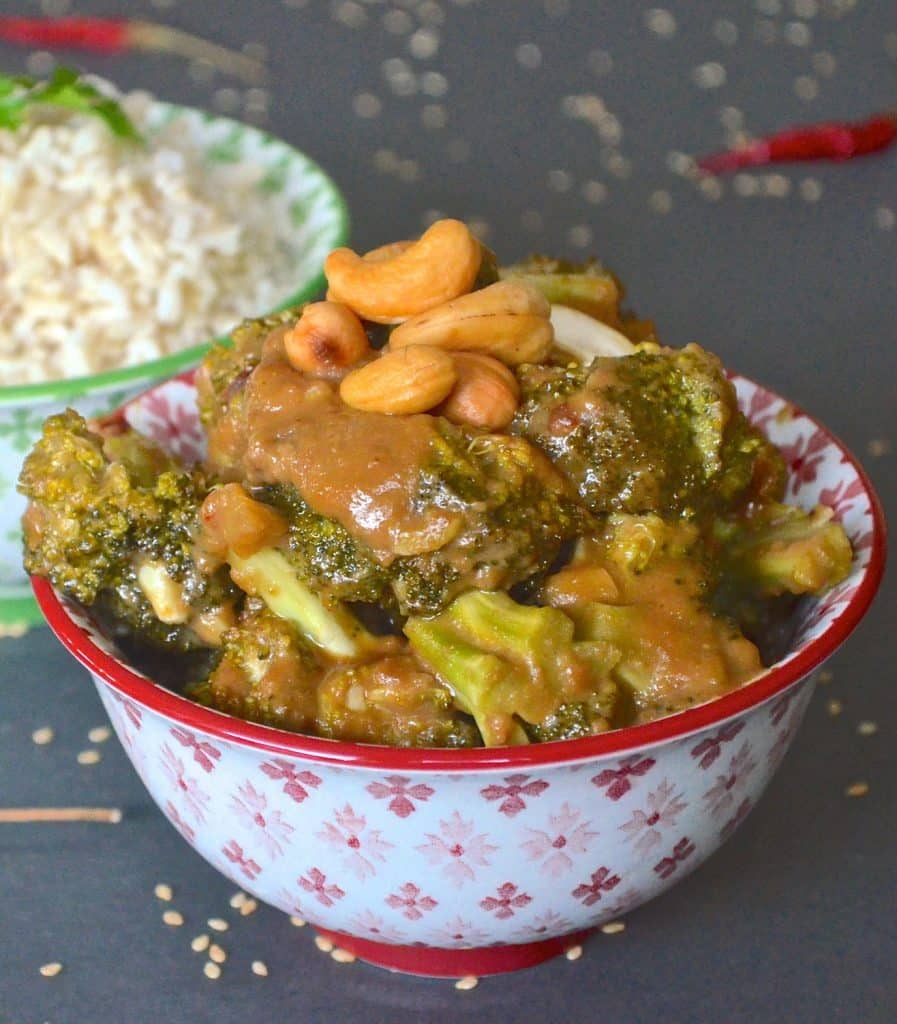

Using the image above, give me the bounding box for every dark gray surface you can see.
[1,1,895,1021]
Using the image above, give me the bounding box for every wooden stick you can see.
[0,807,123,824]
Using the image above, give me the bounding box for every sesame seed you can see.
[666,151,696,176]
[421,104,448,130]
[191,934,210,953]
[408,28,440,60]
[154,883,173,902]
[521,209,544,232]
[798,178,824,202]
[420,71,449,97]
[720,106,744,131]
[734,173,759,197]
[820,670,834,683]
[87,726,111,744]
[252,960,269,977]
[713,19,739,46]
[874,206,896,231]
[333,1,367,29]
[692,62,727,90]
[212,88,241,114]
[812,51,837,76]
[565,945,583,961]
[644,8,677,38]
[699,177,724,201]
[587,49,614,76]
[827,698,843,716]
[601,921,626,935]
[762,173,792,198]
[31,727,54,746]
[208,918,229,932]
[857,721,879,736]
[794,75,819,101]
[455,974,479,990]
[39,962,63,977]
[209,944,227,964]
[845,781,869,798]
[163,910,184,927]
[784,21,812,46]
[314,935,334,953]
[567,225,593,249]
[649,190,673,215]
[582,180,608,204]
[331,947,356,963]
[515,43,543,70]
[203,961,222,980]
[792,0,819,16]
[240,899,258,917]
[756,0,782,14]
[373,148,398,173]
[547,169,574,193]
[40,0,70,15]
[77,749,101,765]
[417,0,445,24]
[352,93,382,119]
[289,916,306,928]
[25,51,57,76]
[229,892,247,909]
[383,9,413,34]
[867,438,891,457]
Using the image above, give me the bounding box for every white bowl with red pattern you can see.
[32,372,885,977]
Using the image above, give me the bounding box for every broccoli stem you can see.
[227,548,372,660]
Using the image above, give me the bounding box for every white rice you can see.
[0,90,295,386]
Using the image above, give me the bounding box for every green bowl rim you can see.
[0,101,350,406]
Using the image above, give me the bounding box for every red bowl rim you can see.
[32,378,887,771]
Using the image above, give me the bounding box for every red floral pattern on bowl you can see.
[33,373,885,977]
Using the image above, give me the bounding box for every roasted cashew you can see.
[324,219,482,324]
[436,351,520,430]
[283,301,372,378]
[339,344,457,414]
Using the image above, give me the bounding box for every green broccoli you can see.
[19,411,237,651]
[500,255,625,326]
[405,590,624,745]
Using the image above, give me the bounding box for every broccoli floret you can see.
[501,255,625,326]
[19,411,236,651]
[514,344,786,522]
[714,503,852,599]
[405,590,623,746]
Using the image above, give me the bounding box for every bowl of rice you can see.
[0,81,349,629]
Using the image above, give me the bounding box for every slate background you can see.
[1,1,894,1021]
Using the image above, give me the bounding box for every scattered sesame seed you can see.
[692,62,727,90]
[352,93,382,119]
[784,21,813,46]
[208,918,229,932]
[792,0,819,16]
[587,49,614,76]
[203,961,222,980]
[582,180,608,204]
[240,899,259,917]
[417,2,445,27]
[515,43,543,70]
[212,88,241,114]
[644,8,677,38]
[827,698,843,716]
[289,916,306,928]
[794,75,819,101]
[191,934,210,953]
[77,749,101,765]
[40,0,70,15]
[209,944,227,964]
[25,51,57,76]
[601,921,627,935]
[408,28,440,60]
[455,974,479,990]
[547,169,574,193]
[812,51,837,76]
[734,173,760,197]
[845,781,869,798]
[154,884,173,902]
[867,438,892,457]
[713,19,739,46]
[567,225,593,249]
[756,0,782,14]
[720,106,744,131]
[39,962,63,977]
[387,69,417,97]
[699,176,724,201]
[798,177,824,202]
[163,910,184,927]
[87,726,111,744]
[229,892,247,909]
[421,104,448,130]
[331,947,356,963]
[565,945,583,961]
[333,1,367,29]
[605,152,632,179]
[521,209,544,232]
[762,173,792,198]
[31,727,54,746]
[666,151,696,176]
[874,206,895,231]
[373,148,399,173]
[649,190,673,214]
[252,960,269,977]
[857,721,879,736]
[819,670,833,683]
[421,71,449,97]
[315,935,335,953]
[383,9,413,34]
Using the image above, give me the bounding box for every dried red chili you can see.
[698,111,897,174]
[0,16,267,84]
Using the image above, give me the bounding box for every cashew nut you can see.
[324,219,482,324]
[437,352,520,430]
[283,301,372,378]
[549,304,635,360]
[339,344,457,414]
[389,280,554,365]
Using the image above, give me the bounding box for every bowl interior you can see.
[33,372,885,768]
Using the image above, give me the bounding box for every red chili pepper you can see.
[698,112,897,174]
[0,16,267,84]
